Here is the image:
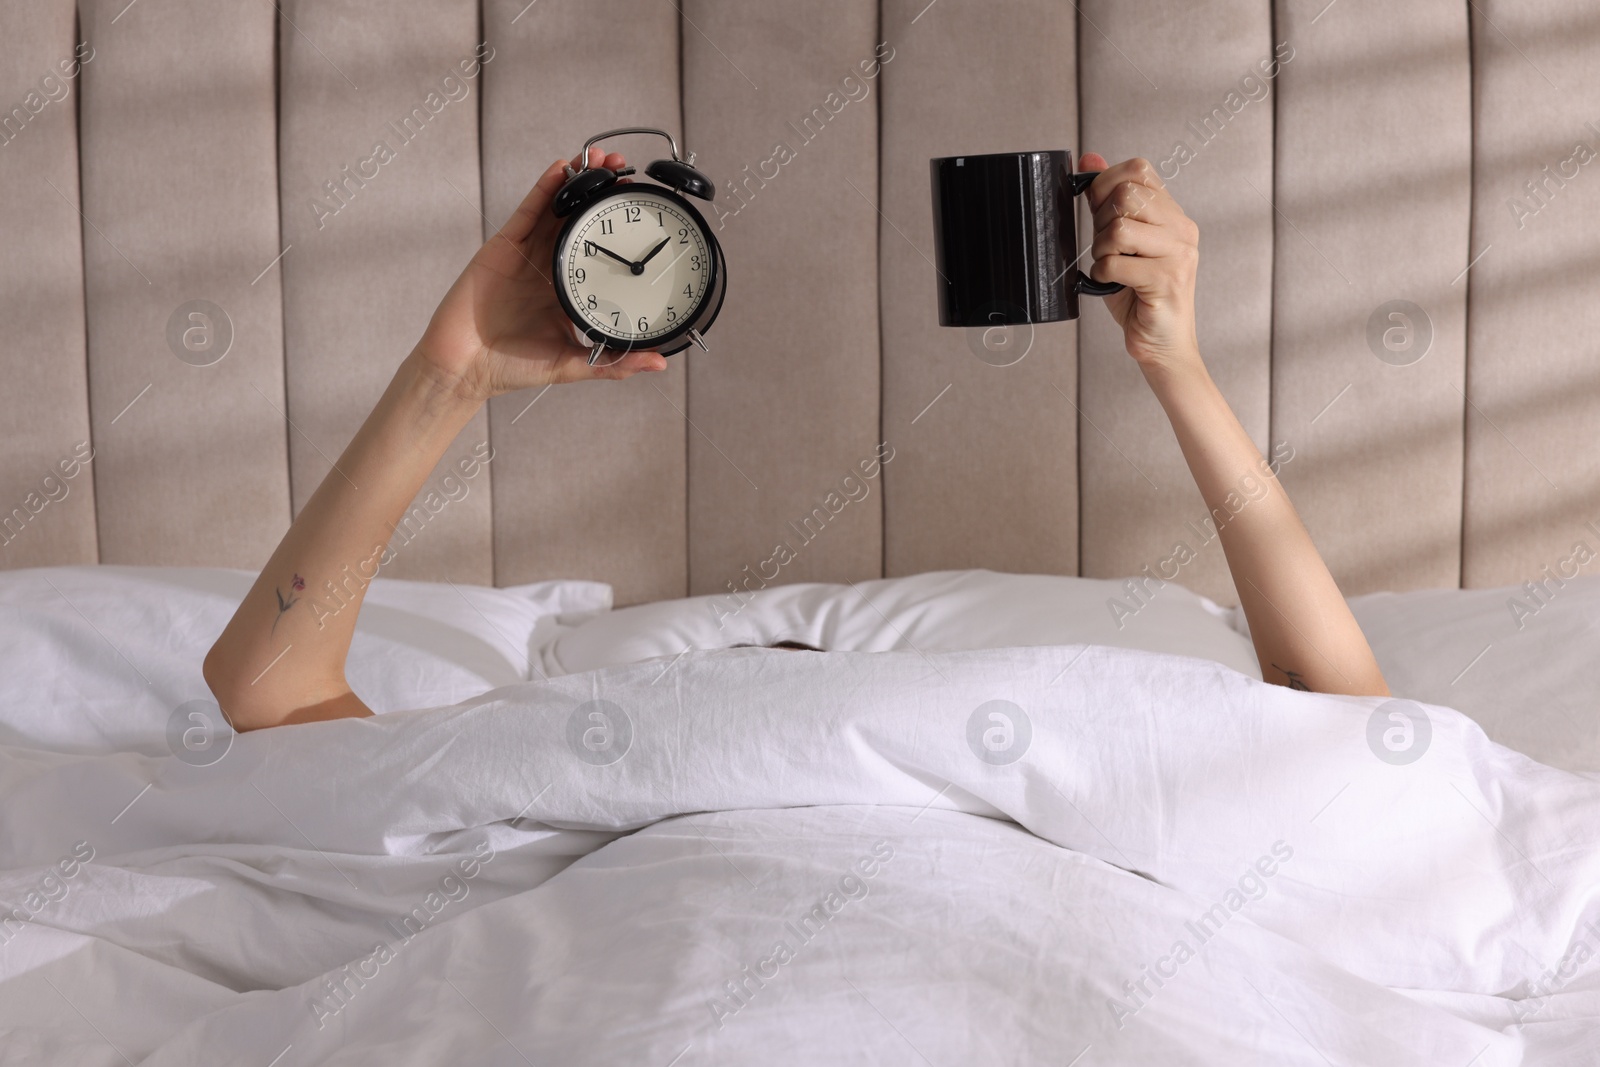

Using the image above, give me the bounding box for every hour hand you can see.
[585,241,634,269]
[637,236,671,268]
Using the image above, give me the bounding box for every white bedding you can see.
[3,563,1600,1062]
[1345,578,1600,775]
[538,567,1264,682]
[4,633,1599,1064]
[0,565,608,753]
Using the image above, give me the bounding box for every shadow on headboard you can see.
[2,0,1596,607]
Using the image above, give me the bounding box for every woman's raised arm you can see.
[203,147,666,731]
[1079,152,1388,697]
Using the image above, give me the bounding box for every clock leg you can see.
[687,329,709,353]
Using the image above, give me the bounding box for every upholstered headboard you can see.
[3,0,1596,608]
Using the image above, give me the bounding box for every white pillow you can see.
[0,565,609,754]
[1338,579,1600,775]
[539,569,1263,680]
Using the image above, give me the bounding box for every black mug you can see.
[929,149,1123,328]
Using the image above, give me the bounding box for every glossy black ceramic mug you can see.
[929,149,1123,328]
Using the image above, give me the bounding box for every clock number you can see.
[574,267,586,284]
[637,316,649,332]
[682,284,692,297]
[656,211,664,226]
[666,307,677,323]
[610,311,621,327]
[677,227,690,245]
[625,207,641,224]
[585,294,597,310]
[583,241,596,257]
[690,255,701,271]
[599,218,614,235]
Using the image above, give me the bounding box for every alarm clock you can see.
[550,126,726,364]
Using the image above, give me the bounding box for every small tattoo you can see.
[272,574,304,634]
[1271,663,1311,692]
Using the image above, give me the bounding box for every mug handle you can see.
[1069,171,1125,297]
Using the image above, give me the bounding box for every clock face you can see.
[555,187,715,349]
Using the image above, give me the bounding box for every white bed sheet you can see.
[0,564,608,754]
[1346,578,1600,775]
[1224,576,1600,776]
[3,636,1598,1065]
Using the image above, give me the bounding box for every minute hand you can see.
[587,241,635,270]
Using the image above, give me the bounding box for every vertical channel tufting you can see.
[1076,0,1276,607]
[277,0,492,584]
[78,0,290,568]
[680,0,883,598]
[1463,1,1600,588]
[1268,0,1471,595]
[6,1,1592,600]
[480,0,686,605]
[878,0,1079,580]
[0,0,97,568]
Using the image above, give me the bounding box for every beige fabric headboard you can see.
[3,0,1596,609]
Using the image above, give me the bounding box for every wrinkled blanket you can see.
[2,645,1596,1065]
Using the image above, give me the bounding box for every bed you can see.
[4,0,1600,1062]
[1,565,1597,1064]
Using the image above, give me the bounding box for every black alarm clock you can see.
[550,126,726,364]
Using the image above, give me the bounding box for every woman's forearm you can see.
[1141,354,1388,697]
[204,346,483,729]
[202,147,665,731]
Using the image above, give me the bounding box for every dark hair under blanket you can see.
[728,640,825,652]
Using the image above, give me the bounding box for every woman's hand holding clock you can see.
[207,142,695,733]
[415,146,668,405]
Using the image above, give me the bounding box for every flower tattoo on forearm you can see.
[272,573,306,634]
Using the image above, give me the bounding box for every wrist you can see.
[1136,343,1210,397]
[404,344,490,412]
[391,348,486,462]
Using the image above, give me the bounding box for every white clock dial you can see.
[558,191,712,345]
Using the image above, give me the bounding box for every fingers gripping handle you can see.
[1077,274,1126,298]
[1068,170,1103,197]
[1069,170,1126,297]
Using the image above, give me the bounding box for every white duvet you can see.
[3,644,1598,1065]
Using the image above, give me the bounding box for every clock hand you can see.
[586,241,635,270]
[636,236,671,269]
